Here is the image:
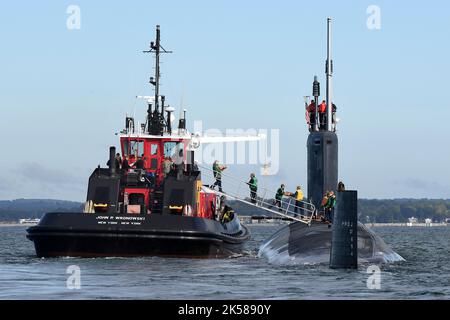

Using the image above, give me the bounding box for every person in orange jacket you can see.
[318,100,327,130]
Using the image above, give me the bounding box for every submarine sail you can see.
[259,18,404,266]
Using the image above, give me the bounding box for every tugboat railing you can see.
[198,165,315,225]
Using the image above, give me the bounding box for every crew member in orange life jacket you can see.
[318,100,327,130]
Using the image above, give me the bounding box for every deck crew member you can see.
[269,184,288,212]
[220,205,235,223]
[332,103,337,131]
[293,186,304,214]
[321,192,330,220]
[211,160,227,193]
[163,157,173,178]
[325,191,336,224]
[306,100,316,132]
[134,156,145,170]
[338,181,345,192]
[247,173,258,204]
[122,157,130,172]
[318,100,327,130]
[115,153,122,169]
[107,155,121,170]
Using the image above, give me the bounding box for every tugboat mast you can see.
[144,25,172,135]
[154,25,161,112]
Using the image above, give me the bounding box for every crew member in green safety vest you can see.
[269,184,288,212]
[293,186,304,214]
[325,191,336,224]
[211,160,227,192]
[247,173,258,204]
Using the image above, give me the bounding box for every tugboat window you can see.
[123,140,130,156]
[131,141,145,157]
[150,158,158,170]
[164,142,184,159]
[151,144,158,156]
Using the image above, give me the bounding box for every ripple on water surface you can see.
[0,225,449,299]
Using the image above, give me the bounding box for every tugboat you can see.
[27,25,250,258]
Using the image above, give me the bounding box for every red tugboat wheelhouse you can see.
[27,26,251,258]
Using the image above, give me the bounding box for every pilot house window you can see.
[151,144,158,155]
[130,141,145,157]
[164,142,184,162]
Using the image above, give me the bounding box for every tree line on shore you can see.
[229,199,450,223]
[0,198,449,223]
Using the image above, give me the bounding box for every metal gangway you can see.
[197,164,316,225]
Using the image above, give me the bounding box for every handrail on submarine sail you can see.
[197,164,315,225]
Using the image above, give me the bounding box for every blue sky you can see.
[0,0,449,201]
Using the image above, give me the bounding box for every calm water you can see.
[0,225,449,300]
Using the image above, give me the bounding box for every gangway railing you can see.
[197,164,316,225]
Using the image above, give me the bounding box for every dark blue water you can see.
[0,225,449,299]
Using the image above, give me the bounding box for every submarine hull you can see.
[258,221,404,265]
[27,212,250,259]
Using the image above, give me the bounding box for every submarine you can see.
[27,26,251,259]
[258,19,404,267]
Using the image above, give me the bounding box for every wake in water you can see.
[258,222,405,266]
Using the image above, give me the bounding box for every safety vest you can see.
[213,163,223,179]
[222,206,234,223]
[319,103,327,113]
[326,196,336,208]
[295,190,303,201]
[249,177,258,190]
[276,188,284,200]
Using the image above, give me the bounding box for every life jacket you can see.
[276,188,284,200]
[321,196,329,207]
[295,190,303,201]
[249,177,258,190]
[213,163,222,179]
[319,102,327,113]
[221,206,234,223]
[307,103,316,113]
[326,196,336,208]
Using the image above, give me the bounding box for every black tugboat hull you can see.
[27,213,250,258]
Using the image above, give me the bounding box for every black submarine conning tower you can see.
[144,25,173,136]
[307,18,338,210]
[306,18,358,269]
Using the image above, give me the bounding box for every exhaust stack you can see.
[109,146,116,176]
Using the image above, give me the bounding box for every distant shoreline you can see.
[366,223,448,227]
[0,223,37,227]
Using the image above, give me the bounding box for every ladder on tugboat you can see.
[198,165,316,226]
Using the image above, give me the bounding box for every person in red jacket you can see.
[318,100,327,130]
[306,100,316,131]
